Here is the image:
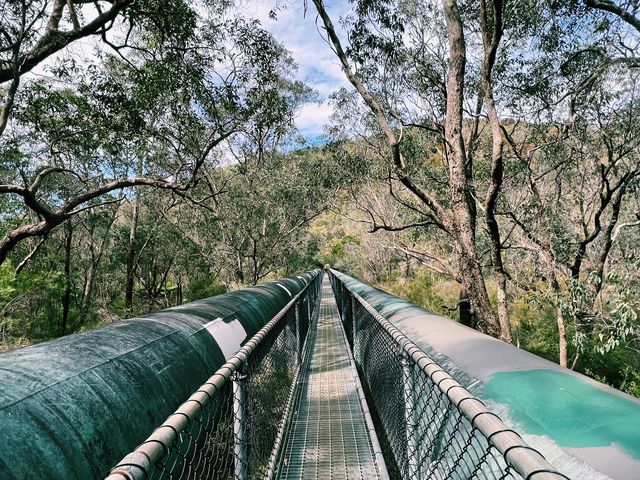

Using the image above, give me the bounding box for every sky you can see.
[236,1,353,140]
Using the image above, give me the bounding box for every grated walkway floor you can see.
[275,276,385,480]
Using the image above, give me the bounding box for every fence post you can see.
[233,363,249,480]
[295,301,302,365]
[402,353,419,479]
[351,293,358,362]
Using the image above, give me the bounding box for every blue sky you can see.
[237,1,353,139]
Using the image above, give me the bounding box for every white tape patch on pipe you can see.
[203,317,247,360]
[277,283,292,297]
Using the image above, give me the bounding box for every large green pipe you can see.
[0,270,319,479]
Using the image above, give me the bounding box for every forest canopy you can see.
[0,0,639,397]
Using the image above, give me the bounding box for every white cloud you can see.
[295,99,335,137]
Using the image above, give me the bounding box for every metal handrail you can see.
[331,269,569,480]
[106,271,320,480]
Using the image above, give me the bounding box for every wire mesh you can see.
[329,271,568,480]
[106,273,321,480]
[239,307,298,478]
[152,382,235,480]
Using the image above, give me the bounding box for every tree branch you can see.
[310,0,448,224]
[0,174,197,266]
[15,235,48,275]
[0,0,134,84]
[585,0,640,33]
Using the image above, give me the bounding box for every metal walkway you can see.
[275,277,387,480]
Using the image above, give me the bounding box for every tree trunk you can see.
[480,0,513,343]
[60,222,73,335]
[235,251,245,284]
[456,249,500,336]
[405,252,411,277]
[556,305,568,368]
[495,277,512,342]
[592,188,624,298]
[177,277,183,305]
[79,260,97,325]
[458,285,476,328]
[442,0,501,337]
[125,194,139,308]
[125,156,144,308]
[545,267,569,368]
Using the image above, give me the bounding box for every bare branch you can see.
[388,243,459,280]
[612,214,640,241]
[585,0,640,33]
[15,235,48,275]
[370,220,438,233]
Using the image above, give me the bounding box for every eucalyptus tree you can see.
[0,0,136,136]
[0,1,337,342]
[75,205,119,324]
[311,0,640,355]
[500,97,640,365]
[184,142,347,286]
[493,1,640,366]
[310,0,516,340]
[121,31,343,287]
[0,0,188,265]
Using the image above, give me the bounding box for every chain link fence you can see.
[106,273,321,480]
[329,270,570,480]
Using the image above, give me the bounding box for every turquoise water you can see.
[483,369,640,459]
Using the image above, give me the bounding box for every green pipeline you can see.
[0,270,319,479]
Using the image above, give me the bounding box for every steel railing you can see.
[106,271,322,480]
[329,269,570,480]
